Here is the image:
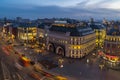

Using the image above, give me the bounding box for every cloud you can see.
[0,5,120,20]
[1,0,120,10]
[0,0,120,19]
[0,0,82,7]
[76,0,120,9]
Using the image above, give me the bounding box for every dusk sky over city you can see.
[0,0,120,19]
[1,1,120,80]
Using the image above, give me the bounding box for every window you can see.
[74,38,77,45]
[107,43,110,47]
[74,46,77,49]
[112,44,116,48]
[70,50,73,55]
[71,38,73,44]
[65,41,67,44]
[78,46,80,49]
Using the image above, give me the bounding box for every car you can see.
[29,72,41,80]
[15,51,19,54]
[92,53,95,56]
[45,73,52,77]
[39,60,58,70]
[8,45,12,49]
[13,44,19,47]
[30,61,35,65]
[34,64,42,72]
[55,76,67,80]
[21,54,25,57]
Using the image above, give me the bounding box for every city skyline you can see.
[0,0,120,19]
[0,6,120,79]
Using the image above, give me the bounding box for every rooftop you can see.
[89,23,106,30]
[49,23,94,36]
[107,28,120,36]
[18,23,37,27]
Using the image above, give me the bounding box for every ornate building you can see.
[102,23,120,69]
[46,23,96,58]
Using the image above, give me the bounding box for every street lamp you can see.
[87,59,89,63]
[99,64,104,70]
[60,64,64,68]
[58,58,64,68]
[24,43,27,50]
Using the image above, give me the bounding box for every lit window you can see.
[74,50,76,54]
[71,50,73,54]
[74,46,77,49]
[74,38,77,41]
[65,41,67,44]
[78,46,80,49]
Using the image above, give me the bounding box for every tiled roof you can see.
[49,24,94,36]
[107,23,120,36]
[18,23,37,27]
[89,23,106,29]
[38,23,45,29]
[107,28,120,36]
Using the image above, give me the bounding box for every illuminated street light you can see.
[58,58,64,68]
[99,64,104,70]
[60,64,64,68]
[87,59,89,63]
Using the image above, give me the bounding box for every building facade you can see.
[46,23,96,58]
[89,23,106,48]
[102,23,120,69]
[17,23,37,43]
[1,23,15,43]
[37,23,49,50]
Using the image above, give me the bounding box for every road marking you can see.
[1,60,11,80]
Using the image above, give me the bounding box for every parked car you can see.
[15,51,19,54]
[39,60,58,69]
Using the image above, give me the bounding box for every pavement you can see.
[4,37,120,80]
[44,53,120,80]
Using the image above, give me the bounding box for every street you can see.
[0,40,35,80]
[12,39,120,80]
[0,35,120,80]
[0,36,58,80]
[42,53,120,80]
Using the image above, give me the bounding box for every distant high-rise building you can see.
[16,17,22,22]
